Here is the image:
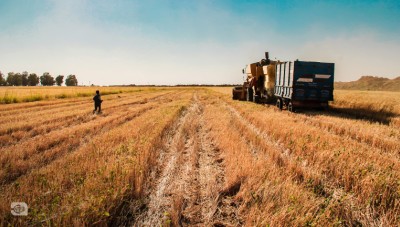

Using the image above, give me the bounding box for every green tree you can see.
[22,71,29,86]
[14,73,23,86]
[6,72,22,86]
[40,72,55,86]
[0,71,6,86]
[55,75,64,86]
[6,72,14,85]
[28,73,39,86]
[65,74,78,86]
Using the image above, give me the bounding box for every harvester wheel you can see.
[246,88,253,102]
[276,99,282,110]
[232,92,237,100]
[254,94,260,103]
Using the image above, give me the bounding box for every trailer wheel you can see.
[288,102,295,112]
[323,102,329,111]
[276,99,283,110]
[246,88,253,102]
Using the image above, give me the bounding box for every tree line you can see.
[0,71,78,86]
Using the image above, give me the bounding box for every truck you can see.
[232,52,335,111]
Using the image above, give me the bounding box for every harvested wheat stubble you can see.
[0,86,164,105]
[0,87,147,113]
[222,101,366,225]
[295,112,400,153]
[2,87,400,226]
[0,104,154,185]
[203,96,324,226]
[0,91,187,186]
[0,90,175,135]
[0,89,191,225]
[0,97,87,113]
[210,89,400,226]
[0,90,182,149]
[134,92,239,226]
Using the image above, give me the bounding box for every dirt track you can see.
[135,93,241,226]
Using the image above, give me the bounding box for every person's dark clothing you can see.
[93,94,102,113]
[93,94,101,104]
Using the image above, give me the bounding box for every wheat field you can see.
[0,87,399,226]
[0,86,154,104]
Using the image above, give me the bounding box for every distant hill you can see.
[335,76,400,91]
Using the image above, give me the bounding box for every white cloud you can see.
[298,31,400,81]
[1,1,399,85]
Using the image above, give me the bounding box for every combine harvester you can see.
[232,52,335,111]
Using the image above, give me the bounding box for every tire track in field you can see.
[134,95,198,226]
[134,93,241,226]
[0,92,181,185]
[196,113,242,227]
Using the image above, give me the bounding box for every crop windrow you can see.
[0,90,192,225]
[209,88,400,225]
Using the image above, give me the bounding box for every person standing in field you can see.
[93,90,103,114]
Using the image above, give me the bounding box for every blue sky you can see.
[0,0,399,85]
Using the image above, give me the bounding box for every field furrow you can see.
[0,91,183,185]
[222,101,375,225]
[0,90,192,225]
[0,104,153,185]
[213,91,400,225]
[135,98,197,226]
[1,87,399,226]
[296,112,400,153]
[200,92,324,225]
[0,87,162,112]
[0,90,179,146]
[0,90,175,136]
[133,92,242,226]
[0,98,89,113]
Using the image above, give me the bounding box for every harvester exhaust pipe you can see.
[265,52,269,61]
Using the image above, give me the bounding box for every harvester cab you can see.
[232,52,277,103]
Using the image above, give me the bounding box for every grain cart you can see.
[232,52,278,103]
[233,52,335,111]
[274,61,334,111]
